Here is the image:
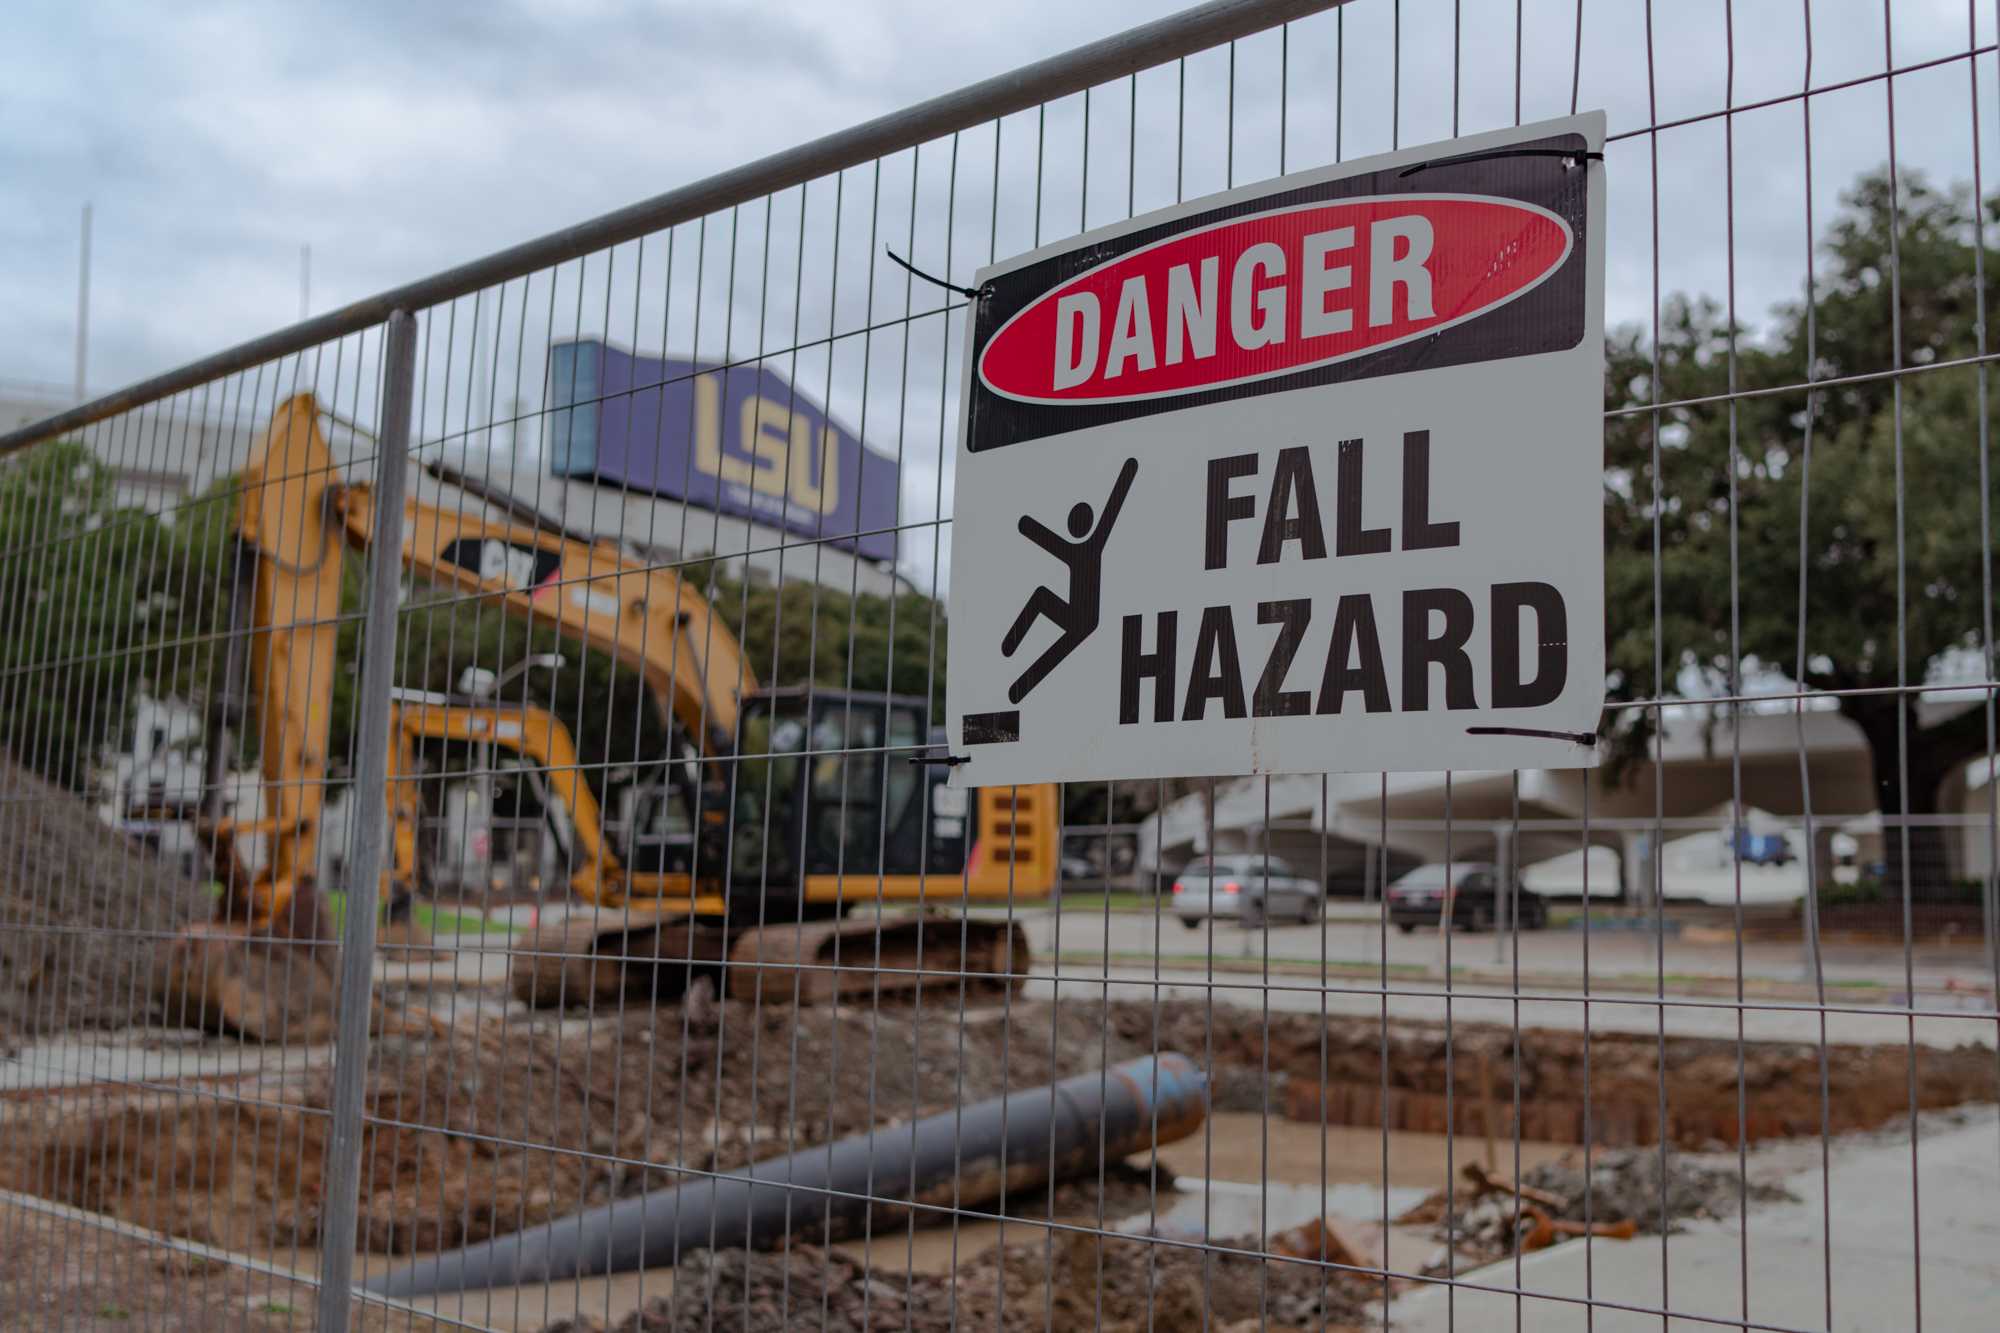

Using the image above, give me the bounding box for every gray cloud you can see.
[6,0,1997,592]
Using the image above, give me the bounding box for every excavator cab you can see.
[727,686,1056,910]
[728,688,939,893]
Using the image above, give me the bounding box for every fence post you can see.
[314,308,418,1330]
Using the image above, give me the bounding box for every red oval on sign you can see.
[977,194,1573,405]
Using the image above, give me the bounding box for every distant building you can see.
[2,376,365,515]
[8,353,907,599]
[536,340,906,597]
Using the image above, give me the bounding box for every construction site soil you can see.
[7,991,1995,1259]
[0,754,212,1050]
[1,763,1995,1326]
[4,999,1180,1255]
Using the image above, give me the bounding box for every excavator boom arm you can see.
[221,393,751,923]
[336,485,751,751]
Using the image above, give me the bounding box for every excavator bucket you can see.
[154,925,343,1044]
[153,869,345,1044]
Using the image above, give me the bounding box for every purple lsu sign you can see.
[547,340,901,562]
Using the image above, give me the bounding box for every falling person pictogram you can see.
[1001,456,1139,704]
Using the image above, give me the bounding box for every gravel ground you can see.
[539,1229,1369,1332]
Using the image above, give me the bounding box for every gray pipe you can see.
[365,1052,1206,1300]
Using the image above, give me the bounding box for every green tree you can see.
[695,564,949,712]
[0,445,233,791]
[1605,169,2000,891]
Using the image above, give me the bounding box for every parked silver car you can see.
[1172,854,1324,928]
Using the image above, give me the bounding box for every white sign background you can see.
[948,114,1606,787]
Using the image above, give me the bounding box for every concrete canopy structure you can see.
[1137,699,1996,899]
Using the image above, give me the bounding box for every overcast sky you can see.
[7,1,1999,589]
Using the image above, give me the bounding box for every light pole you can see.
[74,203,92,402]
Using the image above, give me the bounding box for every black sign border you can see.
[966,131,1590,453]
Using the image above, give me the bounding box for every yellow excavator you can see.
[165,394,1057,1037]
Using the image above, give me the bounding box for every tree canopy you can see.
[1604,168,2000,884]
[0,446,233,792]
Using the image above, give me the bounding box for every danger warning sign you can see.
[947,113,1606,786]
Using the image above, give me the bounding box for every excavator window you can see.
[807,703,882,870]
[622,779,694,875]
[731,702,808,883]
[881,705,923,836]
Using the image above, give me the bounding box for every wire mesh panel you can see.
[3,1,1999,1330]
[0,333,415,1324]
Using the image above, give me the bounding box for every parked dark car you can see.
[1387,862,1547,933]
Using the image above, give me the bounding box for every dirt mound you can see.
[0,752,211,1049]
[541,1230,1367,1332]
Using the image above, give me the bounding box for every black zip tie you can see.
[1466,725,1599,746]
[908,752,971,766]
[885,246,988,301]
[1399,146,1604,179]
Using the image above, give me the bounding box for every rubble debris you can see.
[1518,1147,1797,1230]
[1267,1214,1375,1269]
[540,1229,1369,1333]
[1460,1161,1565,1210]
[1399,1146,1799,1272]
[0,752,212,1050]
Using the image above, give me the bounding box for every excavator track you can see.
[508,909,1030,1009]
[726,914,1031,1006]
[508,906,733,1008]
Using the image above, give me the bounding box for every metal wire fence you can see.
[3,0,1999,1329]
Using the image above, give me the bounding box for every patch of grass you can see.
[1055,892,1164,914]
[257,1301,294,1316]
[1063,949,1434,978]
[318,890,517,937]
[208,879,511,936]
[96,1304,131,1321]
